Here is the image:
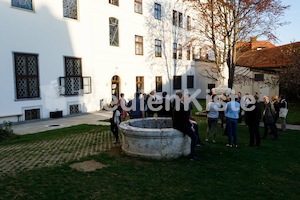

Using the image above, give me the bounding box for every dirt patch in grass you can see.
[70,160,107,172]
[107,145,122,157]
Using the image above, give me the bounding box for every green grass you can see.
[0,121,299,200]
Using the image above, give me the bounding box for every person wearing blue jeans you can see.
[225,95,240,147]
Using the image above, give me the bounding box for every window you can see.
[14,53,40,99]
[208,84,215,95]
[172,10,178,26]
[135,35,143,55]
[187,45,191,60]
[178,44,182,60]
[25,109,40,120]
[109,17,119,46]
[187,16,191,30]
[109,0,119,6]
[173,43,177,59]
[192,47,195,60]
[12,0,33,10]
[173,76,182,90]
[155,39,162,57]
[156,76,162,92]
[187,76,194,89]
[63,0,78,20]
[178,12,183,28]
[60,57,91,96]
[134,0,142,14]
[154,3,161,20]
[136,76,144,93]
[254,74,264,81]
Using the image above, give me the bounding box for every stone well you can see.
[119,117,191,160]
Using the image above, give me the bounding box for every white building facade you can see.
[0,0,208,122]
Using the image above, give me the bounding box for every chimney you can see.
[250,36,257,49]
[250,36,257,43]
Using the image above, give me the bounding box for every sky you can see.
[273,0,300,45]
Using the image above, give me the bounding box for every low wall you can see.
[119,118,191,160]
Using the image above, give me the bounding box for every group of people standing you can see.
[206,91,289,148]
[110,89,289,160]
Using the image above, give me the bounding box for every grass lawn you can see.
[0,120,299,200]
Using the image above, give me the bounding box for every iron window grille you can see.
[12,0,33,10]
[14,53,40,99]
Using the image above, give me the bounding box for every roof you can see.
[236,42,300,69]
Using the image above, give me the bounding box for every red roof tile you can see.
[236,42,300,68]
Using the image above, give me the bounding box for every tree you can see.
[184,0,289,88]
[278,43,300,100]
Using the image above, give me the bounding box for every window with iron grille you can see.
[14,53,40,99]
[70,104,80,114]
[135,35,143,55]
[109,17,119,46]
[25,109,40,120]
[156,76,162,92]
[173,43,177,59]
[12,0,33,10]
[59,57,91,96]
[136,76,144,93]
[187,75,194,89]
[173,76,182,90]
[109,0,119,6]
[63,0,78,20]
[155,39,162,57]
[134,0,142,14]
[154,3,161,20]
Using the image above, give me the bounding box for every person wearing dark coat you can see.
[261,96,278,140]
[245,94,262,146]
[172,90,200,161]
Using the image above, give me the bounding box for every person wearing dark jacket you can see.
[172,90,200,161]
[245,94,262,146]
[261,96,278,140]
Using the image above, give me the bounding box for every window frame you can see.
[109,0,119,6]
[14,52,40,99]
[135,35,144,55]
[187,45,191,60]
[136,76,144,93]
[178,12,183,28]
[172,10,178,26]
[63,0,78,20]
[254,74,264,81]
[155,39,162,57]
[60,56,92,96]
[11,0,33,11]
[109,17,119,46]
[134,0,143,14]
[173,43,177,59]
[173,76,182,90]
[155,76,162,92]
[178,44,182,60]
[154,3,161,20]
[187,75,194,89]
[187,16,191,31]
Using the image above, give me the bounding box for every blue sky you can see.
[274,0,300,45]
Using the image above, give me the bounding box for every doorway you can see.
[111,75,120,99]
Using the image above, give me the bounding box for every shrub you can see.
[0,121,19,142]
